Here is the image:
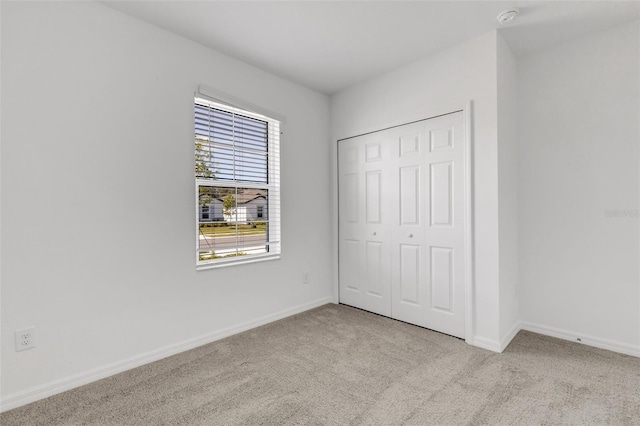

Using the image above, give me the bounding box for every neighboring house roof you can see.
[217,194,266,205]
[199,188,267,205]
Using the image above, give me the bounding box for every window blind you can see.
[195,97,281,267]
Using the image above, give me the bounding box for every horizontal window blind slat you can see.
[194,109,268,132]
[196,138,268,150]
[194,116,271,132]
[195,122,267,137]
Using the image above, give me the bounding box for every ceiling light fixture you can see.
[497,9,519,25]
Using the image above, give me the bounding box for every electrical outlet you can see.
[15,327,36,352]
[303,272,309,284]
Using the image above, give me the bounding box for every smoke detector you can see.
[497,9,519,25]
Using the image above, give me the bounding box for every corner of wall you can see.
[496,29,520,345]
[515,19,639,355]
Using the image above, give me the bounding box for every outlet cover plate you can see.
[15,327,36,352]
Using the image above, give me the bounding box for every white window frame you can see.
[195,88,282,270]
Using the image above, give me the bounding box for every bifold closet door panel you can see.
[338,133,392,317]
[423,112,465,338]
[338,138,362,309]
[389,121,430,327]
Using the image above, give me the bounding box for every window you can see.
[200,205,210,221]
[195,96,281,268]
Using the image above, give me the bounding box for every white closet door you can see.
[338,133,392,317]
[338,111,466,339]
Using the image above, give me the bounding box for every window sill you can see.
[196,254,281,271]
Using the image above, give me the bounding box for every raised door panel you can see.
[365,142,382,162]
[430,247,453,312]
[430,162,453,227]
[399,244,421,305]
[391,239,427,327]
[429,127,454,152]
[342,239,361,292]
[399,133,420,157]
[338,237,363,308]
[400,166,420,226]
[365,242,383,296]
[363,238,392,316]
[343,172,359,224]
[366,171,382,224]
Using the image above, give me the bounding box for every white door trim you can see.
[462,101,475,346]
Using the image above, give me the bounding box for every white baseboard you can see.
[520,321,640,358]
[499,320,522,352]
[470,320,639,357]
[0,297,335,413]
[470,336,502,353]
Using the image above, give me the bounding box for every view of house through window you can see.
[195,96,281,267]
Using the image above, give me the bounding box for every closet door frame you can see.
[335,101,475,346]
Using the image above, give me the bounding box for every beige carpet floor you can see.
[2,303,639,425]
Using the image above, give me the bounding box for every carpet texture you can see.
[2,303,639,425]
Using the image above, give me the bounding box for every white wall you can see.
[518,20,640,355]
[496,33,519,345]
[1,1,332,408]
[331,31,503,347]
